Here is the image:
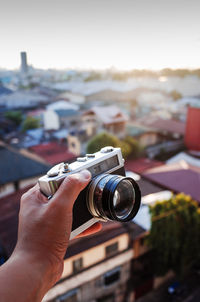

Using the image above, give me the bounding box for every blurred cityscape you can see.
[0,52,200,302]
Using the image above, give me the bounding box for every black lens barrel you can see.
[88,174,141,222]
[102,176,141,222]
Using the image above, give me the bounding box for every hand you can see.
[13,170,101,293]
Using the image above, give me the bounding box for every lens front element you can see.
[87,174,141,222]
[113,180,135,219]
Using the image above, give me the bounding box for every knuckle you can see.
[65,175,81,188]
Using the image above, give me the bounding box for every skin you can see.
[0,170,101,302]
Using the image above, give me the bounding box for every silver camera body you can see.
[38,147,141,240]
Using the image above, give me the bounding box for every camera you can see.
[38,147,141,239]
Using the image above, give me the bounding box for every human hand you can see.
[14,170,101,288]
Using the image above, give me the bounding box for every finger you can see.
[75,222,102,239]
[50,170,91,209]
[21,183,49,204]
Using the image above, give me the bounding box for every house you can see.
[134,116,185,139]
[56,92,85,105]
[0,85,13,96]
[166,151,200,167]
[43,101,80,131]
[43,221,145,302]
[0,142,50,197]
[143,161,200,203]
[185,106,200,151]
[0,90,49,109]
[126,124,159,147]
[82,105,128,139]
[29,142,75,165]
[125,158,163,175]
[67,130,93,156]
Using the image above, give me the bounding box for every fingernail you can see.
[79,169,91,181]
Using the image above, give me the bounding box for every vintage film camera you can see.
[38,147,141,239]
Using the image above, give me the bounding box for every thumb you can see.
[50,170,91,209]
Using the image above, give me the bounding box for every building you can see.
[0,142,50,197]
[133,116,185,140]
[143,161,200,203]
[67,130,93,156]
[82,105,128,139]
[126,124,159,147]
[29,142,75,165]
[56,92,85,105]
[43,221,145,302]
[20,51,28,73]
[0,90,49,109]
[166,151,200,167]
[43,103,80,131]
[185,106,200,151]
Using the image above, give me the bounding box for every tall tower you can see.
[20,51,28,73]
[185,106,200,151]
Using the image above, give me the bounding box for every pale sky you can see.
[1,0,200,70]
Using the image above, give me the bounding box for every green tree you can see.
[170,90,182,101]
[87,132,143,159]
[123,136,144,159]
[148,193,200,277]
[5,111,23,126]
[22,116,40,132]
[87,132,120,154]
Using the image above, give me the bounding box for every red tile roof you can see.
[136,117,185,135]
[29,142,75,165]
[143,162,200,203]
[125,158,163,174]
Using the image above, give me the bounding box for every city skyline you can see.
[1,0,200,70]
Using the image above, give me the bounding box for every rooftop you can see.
[0,85,13,96]
[135,116,185,135]
[67,221,145,259]
[125,158,163,174]
[0,143,50,185]
[84,105,128,125]
[143,161,200,203]
[29,142,75,165]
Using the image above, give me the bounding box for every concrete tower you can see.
[20,51,28,73]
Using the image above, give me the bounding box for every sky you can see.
[1,0,200,70]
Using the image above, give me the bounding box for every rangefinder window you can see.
[88,155,119,177]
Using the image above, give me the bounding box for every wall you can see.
[185,106,200,151]
[62,233,129,279]
[43,110,60,130]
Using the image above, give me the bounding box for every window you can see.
[104,267,121,286]
[56,289,78,302]
[73,257,83,273]
[70,142,76,148]
[105,242,118,257]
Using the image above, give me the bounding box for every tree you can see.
[22,116,40,132]
[87,132,143,159]
[170,90,182,101]
[148,193,200,277]
[87,132,120,154]
[123,136,144,159]
[5,111,23,126]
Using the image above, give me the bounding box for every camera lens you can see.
[87,174,141,222]
[113,180,135,219]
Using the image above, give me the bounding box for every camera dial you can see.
[87,174,141,222]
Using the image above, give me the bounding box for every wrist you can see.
[10,249,63,300]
